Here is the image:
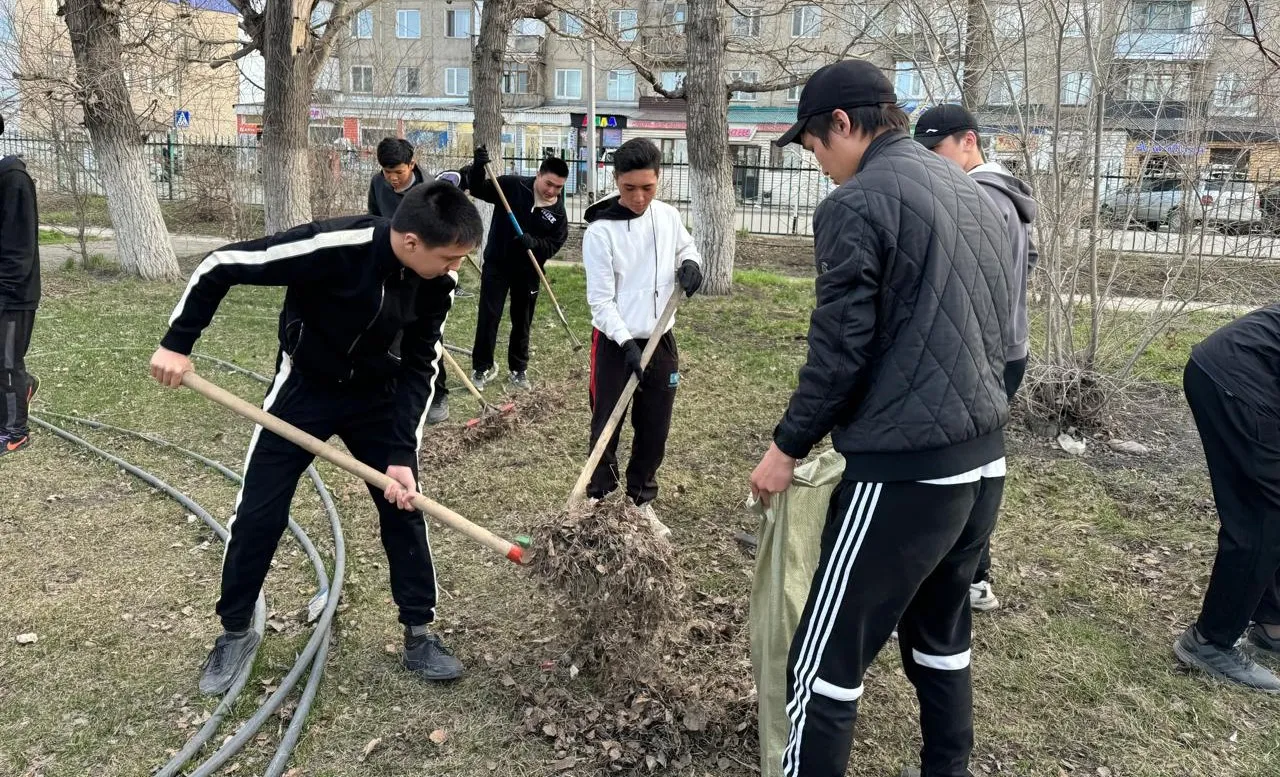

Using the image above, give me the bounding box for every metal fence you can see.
[4,132,1280,259]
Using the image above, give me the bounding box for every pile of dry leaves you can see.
[520,497,758,773]
[419,379,571,469]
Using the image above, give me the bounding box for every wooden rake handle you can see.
[439,347,490,411]
[567,290,684,508]
[483,161,584,352]
[182,372,524,564]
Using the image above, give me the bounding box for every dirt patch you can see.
[734,236,815,277]
[420,378,575,470]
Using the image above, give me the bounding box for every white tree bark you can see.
[259,0,318,234]
[61,0,179,280]
[471,0,518,264]
[685,0,735,295]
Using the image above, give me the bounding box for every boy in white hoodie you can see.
[582,139,703,531]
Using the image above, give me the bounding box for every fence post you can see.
[167,131,176,201]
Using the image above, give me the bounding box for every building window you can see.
[659,138,687,163]
[849,4,890,38]
[611,9,639,41]
[395,66,420,94]
[986,71,1024,105]
[513,18,546,35]
[792,5,821,37]
[396,9,421,38]
[1065,1,1099,36]
[561,12,584,35]
[1211,72,1256,115]
[351,9,373,39]
[1130,1,1191,32]
[894,61,925,100]
[446,9,471,38]
[607,69,636,100]
[660,70,686,92]
[1125,70,1181,100]
[555,68,582,99]
[350,65,374,93]
[669,3,687,33]
[732,7,761,37]
[787,72,812,102]
[1225,2,1254,35]
[1060,71,1094,105]
[502,63,530,94]
[445,67,470,96]
[992,3,1021,36]
[729,70,758,101]
[317,58,340,91]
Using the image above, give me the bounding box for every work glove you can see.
[473,144,491,170]
[622,340,644,380]
[676,259,703,297]
[516,233,537,252]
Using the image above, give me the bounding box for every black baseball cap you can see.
[913,104,979,149]
[774,59,897,147]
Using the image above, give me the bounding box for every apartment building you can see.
[3,0,240,137]
[230,0,1279,181]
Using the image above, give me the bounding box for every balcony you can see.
[507,33,547,57]
[641,34,685,62]
[501,92,545,109]
[1114,30,1209,60]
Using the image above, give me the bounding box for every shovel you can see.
[567,289,684,508]
[182,372,527,564]
[439,347,516,429]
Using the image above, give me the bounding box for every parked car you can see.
[1099,178,1262,233]
[1260,183,1280,231]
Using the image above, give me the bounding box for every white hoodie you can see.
[582,196,702,344]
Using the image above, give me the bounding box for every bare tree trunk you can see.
[961,0,989,109]
[471,0,517,264]
[61,0,179,280]
[685,0,734,296]
[260,0,315,234]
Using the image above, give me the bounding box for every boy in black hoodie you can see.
[0,113,41,456]
[914,104,1039,613]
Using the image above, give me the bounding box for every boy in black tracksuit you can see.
[1173,303,1280,692]
[462,146,569,391]
[150,183,482,695]
[752,61,1011,777]
[0,113,41,456]
[367,137,454,425]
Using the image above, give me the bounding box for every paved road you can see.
[39,225,225,270]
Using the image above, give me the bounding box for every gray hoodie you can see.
[970,161,1037,362]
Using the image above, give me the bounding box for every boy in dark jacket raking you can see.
[151,183,481,695]
[750,60,1012,777]
[915,103,1040,613]
[462,146,569,391]
[0,113,41,456]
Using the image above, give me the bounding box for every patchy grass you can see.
[2,261,1278,777]
[38,228,76,245]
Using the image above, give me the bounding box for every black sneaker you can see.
[199,629,261,695]
[1174,626,1280,692]
[426,396,449,425]
[402,627,464,681]
[1249,624,1280,656]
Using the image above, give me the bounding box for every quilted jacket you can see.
[773,131,1013,482]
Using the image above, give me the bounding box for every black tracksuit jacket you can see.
[160,216,454,467]
[0,156,39,316]
[461,164,568,278]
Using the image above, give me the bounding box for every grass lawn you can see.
[38,228,76,245]
[2,263,1277,776]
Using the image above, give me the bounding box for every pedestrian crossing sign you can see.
[174,110,191,129]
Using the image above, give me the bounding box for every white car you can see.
[1100,178,1261,233]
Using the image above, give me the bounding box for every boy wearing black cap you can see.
[749,60,1012,777]
[914,104,1040,614]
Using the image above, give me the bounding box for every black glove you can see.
[676,260,703,297]
[473,144,491,170]
[516,233,537,252]
[622,340,644,380]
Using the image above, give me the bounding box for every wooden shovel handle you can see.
[182,371,524,564]
[567,290,684,507]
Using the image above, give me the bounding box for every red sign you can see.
[237,115,261,135]
[631,119,686,130]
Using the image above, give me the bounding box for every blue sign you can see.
[174,110,191,129]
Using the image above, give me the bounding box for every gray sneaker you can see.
[1248,624,1280,655]
[199,629,261,696]
[471,367,497,390]
[1174,626,1280,692]
[507,370,532,391]
[639,503,672,540]
[426,396,449,425]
